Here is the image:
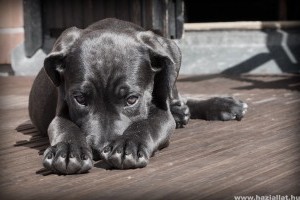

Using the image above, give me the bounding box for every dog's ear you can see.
[44,27,82,86]
[137,31,181,109]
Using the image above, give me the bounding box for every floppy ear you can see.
[137,31,181,109]
[44,27,82,87]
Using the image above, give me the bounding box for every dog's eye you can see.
[126,95,138,106]
[74,94,86,105]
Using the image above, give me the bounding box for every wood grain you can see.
[0,74,299,199]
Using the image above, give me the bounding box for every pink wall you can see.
[0,0,24,64]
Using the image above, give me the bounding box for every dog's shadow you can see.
[15,120,49,155]
[15,120,53,175]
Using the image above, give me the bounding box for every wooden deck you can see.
[0,74,300,199]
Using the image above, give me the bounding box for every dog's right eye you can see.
[126,95,139,106]
[74,94,86,105]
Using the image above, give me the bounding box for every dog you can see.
[29,18,247,174]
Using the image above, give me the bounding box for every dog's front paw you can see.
[43,142,93,175]
[171,99,190,128]
[100,138,150,169]
[207,97,248,121]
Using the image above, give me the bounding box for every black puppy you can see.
[29,18,247,174]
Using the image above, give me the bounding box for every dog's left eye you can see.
[74,94,86,105]
[126,95,139,106]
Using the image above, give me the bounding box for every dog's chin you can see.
[86,135,102,155]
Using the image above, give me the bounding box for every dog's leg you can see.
[42,116,93,174]
[170,85,191,128]
[29,69,57,136]
[187,97,248,121]
[100,107,175,169]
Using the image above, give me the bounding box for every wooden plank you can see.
[63,0,74,28]
[83,0,94,27]
[42,0,53,34]
[0,74,299,199]
[92,0,105,21]
[168,0,176,39]
[279,0,287,20]
[53,0,64,29]
[141,0,181,38]
[116,0,130,21]
[23,0,42,57]
[151,0,167,36]
[104,0,116,18]
[175,0,184,39]
[72,0,83,28]
[141,0,153,29]
[130,0,142,26]
[184,21,300,31]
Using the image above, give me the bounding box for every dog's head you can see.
[43,19,180,150]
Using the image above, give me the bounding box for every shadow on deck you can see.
[0,74,300,199]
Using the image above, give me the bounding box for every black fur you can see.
[29,18,247,174]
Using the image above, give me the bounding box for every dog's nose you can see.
[92,148,101,161]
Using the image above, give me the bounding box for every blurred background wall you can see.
[0,0,24,69]
[0,0,299,76]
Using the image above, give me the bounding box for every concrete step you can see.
[177,29,300,74]
[11,29,300,76]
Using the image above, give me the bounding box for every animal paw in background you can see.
[171,99,191,128]
[206,97,248,121]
